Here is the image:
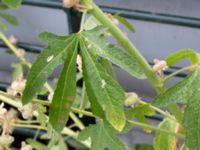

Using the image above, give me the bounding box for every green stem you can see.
[0,32,31,67]
[163,64,199,84]
[81,0,162,92]
[127,120,184,139]
[71,107,96,117]
[79,10,87,32]
[69,112,85,130]
[138,99,177,122]
[0,93,22,108]
[12,123,91,147]
[15,119,39,124]
[81,0,183,123]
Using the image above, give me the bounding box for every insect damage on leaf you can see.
[46,55,54,62]
[79,39,126,131]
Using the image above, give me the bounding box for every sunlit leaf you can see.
[49,40,77,132]
[79,121,129,150]
[165,49,200,67]
[153,68,200,107]
[80,39,126,131]
[82,27,146,79]
[183,92,200,150]
[22,33,77,104]
[154,118,178,150]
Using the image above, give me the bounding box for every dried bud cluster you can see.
[16,48,26,58]
[76,54,83,73]
[20,141,33,150]
[7,75,26,97]
[63,0,77,8]
[107,13,119,25]
[18,103,37,119]
[153,59,168,77]
[125,92,139,107]
[9,35,18,45]
[0,106,16,148]
[0,135,14,147]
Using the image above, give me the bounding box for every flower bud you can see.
[125,92,139,106]
[0,135,14,147]
[9,35,17,45]
[18,103,35,119]
[63,0,77,8]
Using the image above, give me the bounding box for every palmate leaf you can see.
[80,39,126,131]
[153,68,200,107]
[82,27,146,79]
[154,118,178,150]
[2,0,22,9]
[183,92,200,150]
[49,41,77,132]
[78,121,129,150]
[22,33,77,104]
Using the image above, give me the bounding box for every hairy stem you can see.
[81,0,162,92]
[79,10,87,32]
[163,64,199,84]
[138,99,177,122]
[81,0,183,123]
[128,120,184,139]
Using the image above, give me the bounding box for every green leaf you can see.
[126,104,155,132]
[154,118,178,150]
[135,144,154,150]
[84,15,101,30]
[165,49,200,67]
[82,27,146,79]
[50,139,68,150]
[183,92,200,150]
[80,39,126,131]
[2,0,22,9]
[78,121,129,150]
[27,139,49,150]
[0,12,18,25]
[22,33,77,104]
[153,68,200,107]
[113,15,136,32]
[49,41,77,132]
[66,138,88,149]
[0,21,7,30]
[0,4,8,10]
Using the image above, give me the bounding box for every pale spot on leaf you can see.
[101,79,106,89]
[47,55,54,62]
